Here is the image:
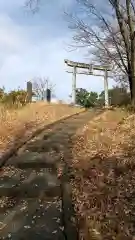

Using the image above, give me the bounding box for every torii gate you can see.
[64,59,111,108]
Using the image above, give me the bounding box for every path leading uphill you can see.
[0,109,102,240]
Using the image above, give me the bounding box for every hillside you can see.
[0,102,83,154]
[71,109,135,240]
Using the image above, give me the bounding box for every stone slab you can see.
[6,152,58,170]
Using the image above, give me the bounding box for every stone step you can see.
[0,171,61,198]
[0,169,23,197]
[0,177,20,197]
[0,197,64,240]
[5,152,58,170]
[0,197,64,235]
[25,139,52,152]
[25,139,64,153]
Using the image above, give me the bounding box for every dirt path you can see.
[0,110,102,240]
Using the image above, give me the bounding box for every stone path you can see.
[0,110,101,240]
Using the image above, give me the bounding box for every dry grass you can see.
[71,108,135,240]
[0,102,84,153]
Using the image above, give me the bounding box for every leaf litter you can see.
[71,109,135,240]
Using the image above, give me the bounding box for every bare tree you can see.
[25,0,41,12]
[32,77,55,100]
[26,0,135,103]
[66,0,135,104]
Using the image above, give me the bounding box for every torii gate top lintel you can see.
[64,59,111,72]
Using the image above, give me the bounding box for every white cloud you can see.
[0,1,114,100]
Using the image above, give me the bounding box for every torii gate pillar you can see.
[72,66,76,104]
[104,69,109,108]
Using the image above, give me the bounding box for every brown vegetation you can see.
[71,108,135,240]
[0,102,83,154]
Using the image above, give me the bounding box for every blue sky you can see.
[0,0,114,101]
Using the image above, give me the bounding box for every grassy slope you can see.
[71,108,135,240]
[0,102,84,153]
